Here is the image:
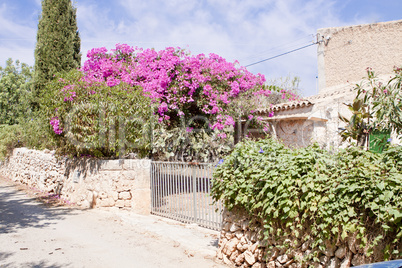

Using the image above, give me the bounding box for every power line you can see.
[238,34,315,62]
[245,41,318,68]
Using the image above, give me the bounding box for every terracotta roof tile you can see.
[256,100,313,114]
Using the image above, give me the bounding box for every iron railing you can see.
[150,161,222,231]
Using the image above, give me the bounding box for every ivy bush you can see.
[211,138,402,261]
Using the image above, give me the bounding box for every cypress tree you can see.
[34,0,81,102]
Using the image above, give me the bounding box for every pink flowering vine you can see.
[50,117,63,135]
[50,44,296,136]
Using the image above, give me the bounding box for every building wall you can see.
[266,88,355,149]
[317,19,402,93]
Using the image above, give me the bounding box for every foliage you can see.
[151,126,233,162]
[212,138,402,261]
[34,0,81,103]
[0,124,23,160]
[0,58,34,125]
[42,70,153,158]
[43,44,297,159]
[339,98,371,147]
[339,67,402,149]
[0,116,55,160]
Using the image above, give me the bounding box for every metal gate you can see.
[150,161,222,231]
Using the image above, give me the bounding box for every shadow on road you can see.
[0,256,70,268]
[0,183,77,234]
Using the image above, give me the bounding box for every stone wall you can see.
[217,208,391,268]
[317,19,402,92]
[0,147,151,214]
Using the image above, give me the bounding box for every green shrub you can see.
[41,70,154,158]
[151,126,233,162]
[212,138,402,260]
[0,124,23,160]
[0,116,57,160]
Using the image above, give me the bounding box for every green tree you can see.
[0,58,33,125]
[33,0,81,103]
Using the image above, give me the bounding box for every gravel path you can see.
[0,176,226,268]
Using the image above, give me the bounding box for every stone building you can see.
[261,19,402,148]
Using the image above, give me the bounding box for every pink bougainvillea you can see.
[50,117,63,135]
[50,44,295,135]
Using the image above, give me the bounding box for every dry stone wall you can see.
[0,148,151,214]
[217,208,388,268]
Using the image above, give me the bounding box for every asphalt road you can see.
[0,177,225,268]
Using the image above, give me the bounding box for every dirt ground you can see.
[0,176,227,268]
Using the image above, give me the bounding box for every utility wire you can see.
[245,41,318,68]
[239,34,315,62]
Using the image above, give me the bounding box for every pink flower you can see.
[50,117,63,135]
[217,133,227,139]
[224,116,235,126]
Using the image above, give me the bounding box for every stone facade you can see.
[0,147,151,214]
[317,19,402,92]
[217,208,393,268]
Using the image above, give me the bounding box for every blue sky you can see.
[0,0,401,96]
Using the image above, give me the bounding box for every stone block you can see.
[124,200,132,208]
[115,180,132,192]
[99,197,115,207]
[118,191,132,200]
[235,253,245,266]
[250,242,259,254]
[351,254,363,267]
[223,254,232,265]
[115,200,125,208]
[230,250,240,262]
[335,247,346,259]
[224,238,239,255]
[230,222,241,232]
[328,257,340,268]
[235,230,244,239]
[109,191,118,201]
[277,254,289,264]
[340,252,352,268]
[245,250,256,266]
[252,262,262,268]
[267,261,276,268]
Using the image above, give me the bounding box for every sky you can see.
[0,0,401,97]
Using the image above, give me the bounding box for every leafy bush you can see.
[212,138,402,260]
[42,69,154,158]
[0,116,56,160]
[41,44,298,159]
[151,126,233,162]
[0,124,23,160]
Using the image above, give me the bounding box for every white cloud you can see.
[74,0,349,95]
[1,0,382,96]
[0,3,37,65]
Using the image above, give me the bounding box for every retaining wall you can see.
[0,148,151,214]
[217,208,395,268]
